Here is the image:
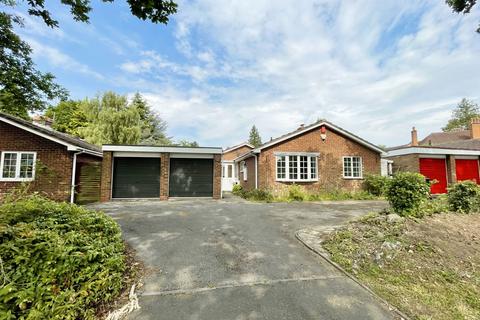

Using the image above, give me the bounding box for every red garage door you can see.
[455,159,480,184]
[419,158,448,194]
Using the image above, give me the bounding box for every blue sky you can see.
[14,0,480,147]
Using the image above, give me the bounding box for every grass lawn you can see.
[322,212,480,320]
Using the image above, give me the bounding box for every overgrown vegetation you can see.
[363,174,389,196]
[323,211,480,320]
[385,172,430,217]
[447,180,480,213]
[232,183,379,202]
[0,195,126,319]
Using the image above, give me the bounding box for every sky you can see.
[12,0,480,148]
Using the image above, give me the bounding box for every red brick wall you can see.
[100,151,113,202]
[0,122,74,202]
[388,154,420,174]
[238,156,256,191]
[258,126,381,192]
[160,153,169,200]
[223,146,253,161]
[213,154,222,199]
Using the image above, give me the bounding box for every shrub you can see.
[386,172,430,216]
[363,174,390,196]
[419,195,449,215]
[447,181,480,213]
[0,196,125,319]
[232,184,243,196]
[287,184,307,201]
[243,189,274,202]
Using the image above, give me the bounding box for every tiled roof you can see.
[418,130,471,146]
[0,112,101,154]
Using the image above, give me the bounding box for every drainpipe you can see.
[254,154,258,189]
[70,151,84,203]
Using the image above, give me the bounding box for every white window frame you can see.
[276,154,318,182]
[0,151,37,182]
[343,156,363,179]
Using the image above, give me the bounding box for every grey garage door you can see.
[112,157,160,198]
[169,158,213,197]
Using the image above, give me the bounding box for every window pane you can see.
[227,165,233,178]
[2,153,17,178]
[289,156,298,179]
[19,153,34,178]
[352,157,361,177]
[343,157,352,177]
[299,156,308,180]
[310,157,317,179]
[222,165,225,178]
[277,156,286,179]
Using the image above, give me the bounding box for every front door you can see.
[221,162,236,191]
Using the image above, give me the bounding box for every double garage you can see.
[419,156,480,194]
[102,146,223,200]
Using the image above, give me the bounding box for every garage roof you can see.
[102,145,223,154]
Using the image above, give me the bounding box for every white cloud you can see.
[128,0,479,147]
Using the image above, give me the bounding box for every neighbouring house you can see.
[100,145,223,201]
[221,142,254,191]
[385,119,480,194]
[232,120,384,193]
[0,112,103,203]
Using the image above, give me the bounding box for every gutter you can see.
[70,151,84,203]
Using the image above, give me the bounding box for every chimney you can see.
[471,118,480,139]
[411,127,418,146]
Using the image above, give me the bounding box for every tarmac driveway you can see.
[91,198,393,320]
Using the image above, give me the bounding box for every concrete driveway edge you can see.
[295,230,410,320]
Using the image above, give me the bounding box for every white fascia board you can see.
[113,152,161,158]
[233,152,255,163]
[170,153,213,159]
[103,145,223,154]
[386,147,480,157]
[254,121,384,154]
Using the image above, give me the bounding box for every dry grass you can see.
[323,213,480,320]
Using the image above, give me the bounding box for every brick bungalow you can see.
[100,145,223,201]
[0,112,103,202]
[221,142,254,191]
[385,119,480,194]
[233,120,384,193]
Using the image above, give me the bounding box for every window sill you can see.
[0,178,35,182]
[276,179,318,183]
[343,176,364,180]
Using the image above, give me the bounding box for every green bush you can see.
[287,184,307,201]
[419,195,449,215]
[363,174,390,196]
[386,172,430,216]
[0,196,125,319]
[241,189,274,202]
[447,181,480,213]
[232,184,243,196]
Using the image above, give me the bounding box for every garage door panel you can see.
[455,159,480,184]
[113,157,160,198]
[419,158,447,194]
[169,159,213,197]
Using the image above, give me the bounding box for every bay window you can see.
[0,152,36,181]
[343,156,362,178]
[276,154,318,182]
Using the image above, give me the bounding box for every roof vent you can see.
[298,123,305,130]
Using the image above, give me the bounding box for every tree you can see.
[443,98,480,132]
[446,0,479,33]
[78,92,142,145]
[0,11,68,118]
[176,140,199,147]
[248,125,262,147]
[44,100,87,135]
[130,93,171,145]
[0,0,176,118]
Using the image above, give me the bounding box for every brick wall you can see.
[258,126,381,192]
[100,151,113,202]
[213,154,222,199]
[223,146,253,161]
[388,154,420,174]
[0,122,74,201]
[160,153,169,200]
[239,156,256,191]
